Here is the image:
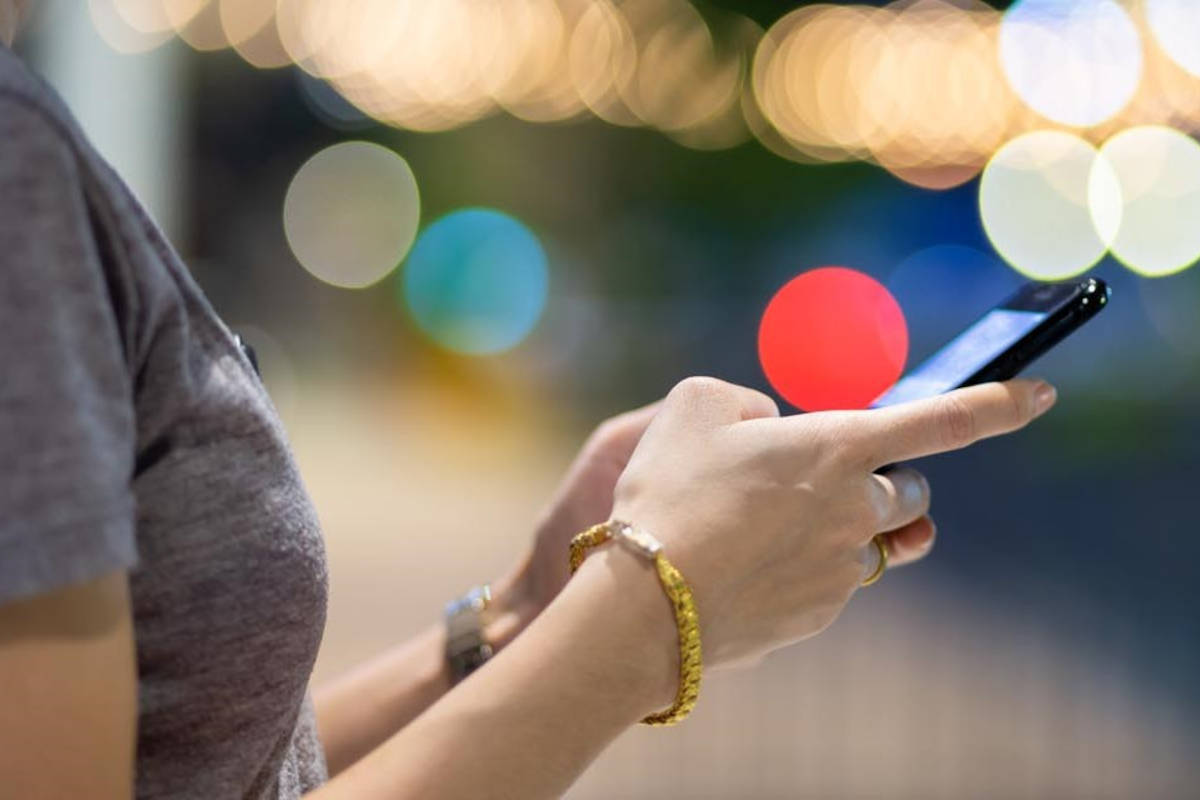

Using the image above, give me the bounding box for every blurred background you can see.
[13,0,1200,796]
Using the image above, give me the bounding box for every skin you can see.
[0,0,28,47]
[0,376,1056,797]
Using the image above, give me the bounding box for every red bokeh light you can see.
[758,267,908,411]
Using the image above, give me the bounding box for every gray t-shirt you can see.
[0,47,329,797]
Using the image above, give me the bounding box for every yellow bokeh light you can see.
[632,2,741,137]
[753,5,862,163]
[282,141,421,290]
[217,0,289,69]
[670,13,759,151]
[97,0,1200,191]
[980,131,1116,281]
[110,0,187,34]
[172,0,228,51]
[90,0,175,53]
[748,7,827,164]
[1094,126,1200,278]
[483,0,588,123]
[160,0,207,32]
[568,0,640,127]
[813,5,891,158]
[861,0,1014,190]
[275,0,329,73]
[360,1,496,132]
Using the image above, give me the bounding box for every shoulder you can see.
[0,47,87,184]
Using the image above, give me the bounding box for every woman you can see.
[0,17,1058,800]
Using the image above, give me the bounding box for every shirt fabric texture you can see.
[0,45,329,797]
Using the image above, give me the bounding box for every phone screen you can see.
[870,308,1048,408]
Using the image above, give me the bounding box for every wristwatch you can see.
[444,585,494,683]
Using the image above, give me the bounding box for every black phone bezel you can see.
[957,277,1109,387]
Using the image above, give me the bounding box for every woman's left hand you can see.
[494,403,661,627]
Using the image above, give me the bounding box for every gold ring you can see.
[861,535,888,587]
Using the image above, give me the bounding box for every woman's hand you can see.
[314,377,1057,799]
[609,376,1056,670]
[498,403,662,622]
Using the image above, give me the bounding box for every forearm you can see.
[307,546,677,800]
[314,559,543,776]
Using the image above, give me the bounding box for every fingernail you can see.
[1033,382,1058,416]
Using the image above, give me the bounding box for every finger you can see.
[879,515,936,568]
[851,379,1057,468]
[663,376,780,428]
[865,467,930,534]
[857,516,936,583]
[591,401,663,459]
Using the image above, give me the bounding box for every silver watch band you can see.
[444,585,493,683]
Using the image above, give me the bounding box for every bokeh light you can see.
[296,71,374,131]
[999,0,1142,128]
[1094,125,1200,278]
[90,0,176,53]
[569,0,641,127]
[283,141,420,289]
[980,131,1117,281]
[758,267,908,412]
[171,0,229,51]
[887,244,1023,359]
[860,0,1014,190]
[1145,0,1200,78]
[1139,262,1200,357]
[402,209,549,355]
[219,0,290,69]
[85,0,1200,187]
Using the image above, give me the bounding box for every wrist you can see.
[566,542,680,716]
[485,556,545,653]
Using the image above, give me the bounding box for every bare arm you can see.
[0,571,136,798]
[307,377,1052,799]
[314,562,542,776]
[308,546,676,800]
[315,404,664,777]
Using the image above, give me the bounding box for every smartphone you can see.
[870,277,1110,408]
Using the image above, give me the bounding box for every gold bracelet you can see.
[569,520,702,726]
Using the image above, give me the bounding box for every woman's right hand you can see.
[610,375,1058,671]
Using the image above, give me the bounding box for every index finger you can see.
[850,379,1058,467]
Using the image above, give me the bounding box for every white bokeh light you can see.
[283,141,420,289]
[980,131,1118,281]
[999,0,1142,127]
[1145,0,1200,78]
[1092,126,1200,278]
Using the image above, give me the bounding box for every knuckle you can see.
[1007,384,1034,426]
[864,477,895,525]
[807,412,864,468]
[613,471,645,505]
[750,390,781,419]
[669,375,726,403]
[895,468,932,515]
[916,471,933,511]
[838,559,864,591]
[935,393,977,449]
[813,609,839,635]
[590,417,622,445]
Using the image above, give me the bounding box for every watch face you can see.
[444,584,491,618]
[445,585,495,683]
[449,642,494,682]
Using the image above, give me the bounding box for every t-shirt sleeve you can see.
[0,96,137,605]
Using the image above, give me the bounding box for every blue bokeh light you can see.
[401,208,549,355]
[887,244,1023,362]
